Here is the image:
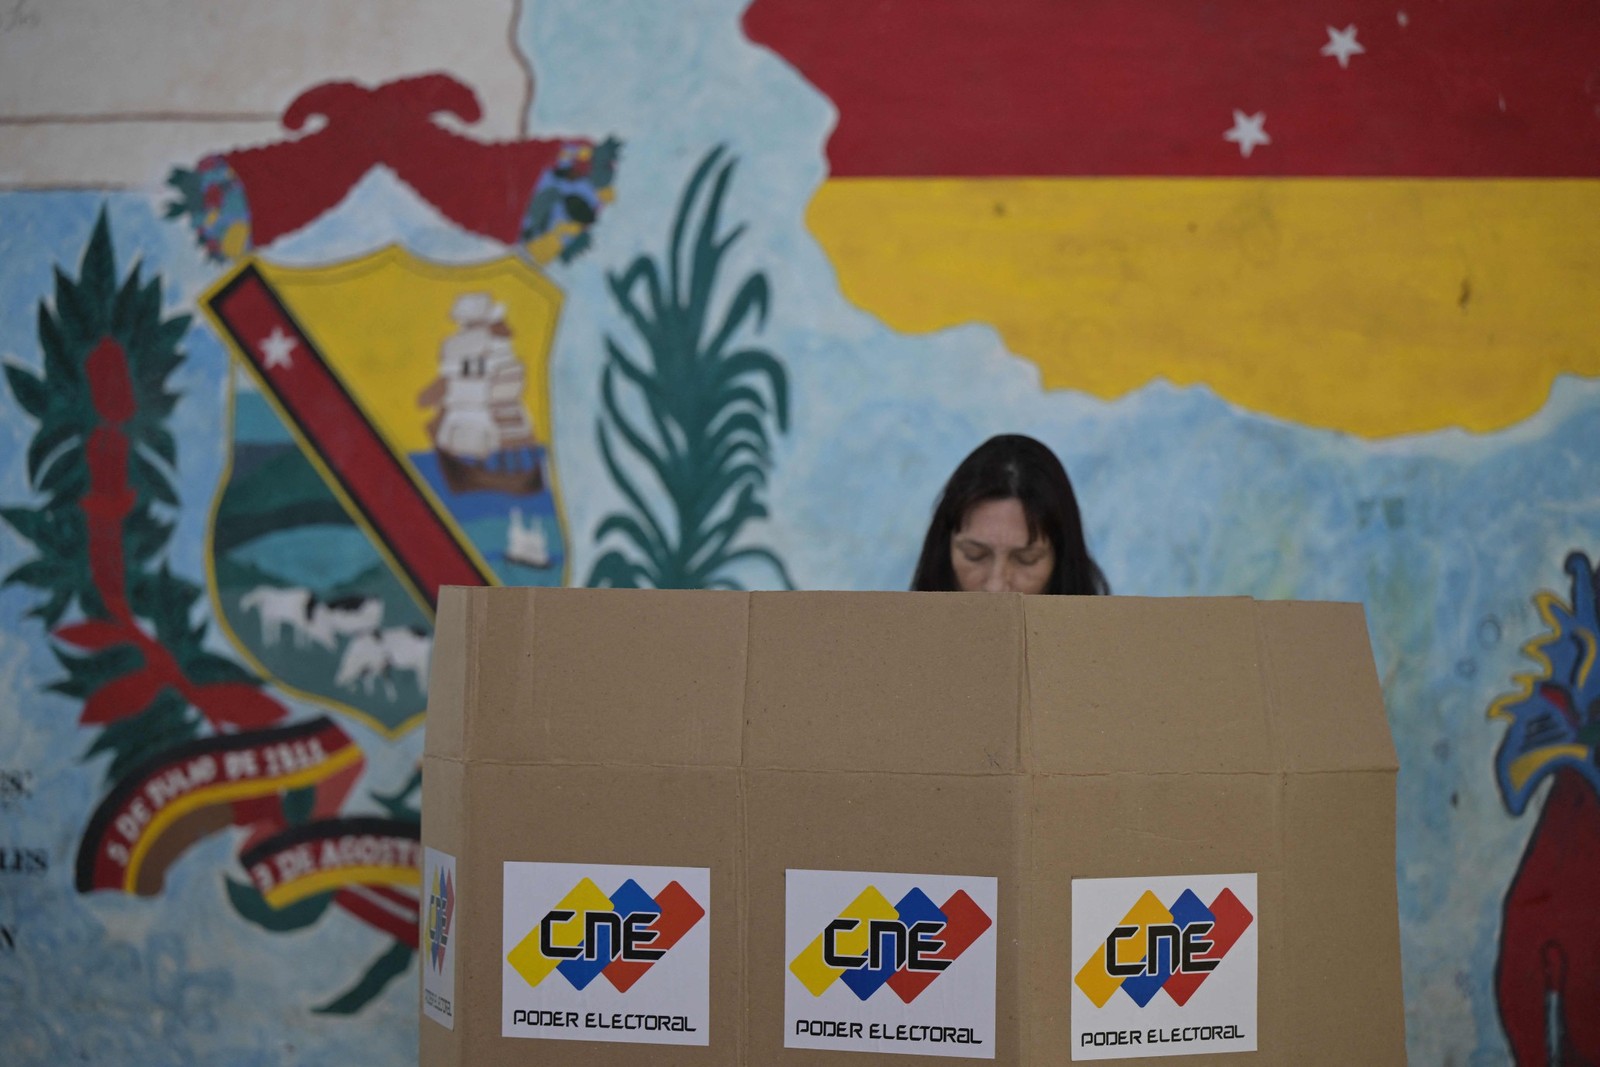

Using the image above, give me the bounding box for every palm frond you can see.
[586,146,795,591]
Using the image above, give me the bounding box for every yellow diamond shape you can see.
[789,885,899,997]
[1074,890,1174,1008]
[507,877,613,989]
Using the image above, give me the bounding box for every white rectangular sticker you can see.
[1070,873,1258,1060]
[421,847,458,1030]
[501,862,710,1046]
[785,869,998,1059]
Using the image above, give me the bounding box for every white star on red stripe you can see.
[1321,25,1366,68]
[259,326,298,370]
[1223,110,1271,158]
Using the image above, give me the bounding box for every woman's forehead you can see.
[955,498,1047,547]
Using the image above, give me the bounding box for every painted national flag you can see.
[744,0,1600,437]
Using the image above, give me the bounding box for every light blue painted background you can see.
[1,1,1593,1062]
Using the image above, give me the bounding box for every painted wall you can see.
[1,1,1597,1062]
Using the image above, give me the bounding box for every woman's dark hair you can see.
[911,434,1108,595]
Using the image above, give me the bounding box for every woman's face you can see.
[950,497,1055,594]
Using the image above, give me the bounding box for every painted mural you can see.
[0,1,1596,1063]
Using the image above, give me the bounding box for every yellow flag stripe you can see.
[808,178,1600,438]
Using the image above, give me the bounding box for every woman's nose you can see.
[983,564,1010,593]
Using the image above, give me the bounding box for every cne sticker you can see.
[785,869,999,1059]
[501,862,710,1045]
[1070,873,1258,1060]
[421,848,458,1030]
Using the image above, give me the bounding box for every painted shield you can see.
[199,247,569,736]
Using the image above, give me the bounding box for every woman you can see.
[911,434,1108,595]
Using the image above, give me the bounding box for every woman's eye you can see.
[960,547,989,562]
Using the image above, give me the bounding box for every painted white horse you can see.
[334,632,391,696]
[239,586,333,650]
[310,596,385,644]
[380,627,432,692]
[334,626,432,698]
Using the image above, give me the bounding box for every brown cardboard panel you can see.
[421,588,1406,1067]
[1026,772,1285,1063]
[457,763,743,1066]
[418,997,460,1066]
[1024,597,1276,776]
[1281,770,1406,1063]
[745,592,1023,775]
[1255,600,1399,774]
[744,769,1025,1065]
[424,586,475,761]
[468,588,749,768]
[421,755,468,879]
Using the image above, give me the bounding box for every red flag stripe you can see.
[745,0,1600,177]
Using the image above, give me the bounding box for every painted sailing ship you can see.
[417,293,544,495]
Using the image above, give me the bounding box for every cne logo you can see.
[507,876,706,994]
[426,863,455,973]
[789,884,993,1004]
[1073,887,1254,1009]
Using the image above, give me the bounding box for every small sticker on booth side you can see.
[422,847,458,1030]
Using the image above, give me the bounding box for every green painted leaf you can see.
[87,690,200,784]
[314,941,414,1016]
[588,549,652,589]
[131,566,202,652]
[705,272,770,361]
[667,145,727,312]
[54,267,100,345]
[123,507,175,565]
[79,210,118,313]
[707,410,769,459]
[25,419,81,487]
[2,557,60,591]
[129,448,179,507]
[142,425,177,468]
[45,481,92,517]
[37,304,80,389]
[155,314,191,352]
[702,545,797,591]
[0,505,51,548]
[594,514,666,562]
[711,348,789,431]
[225,877,334,932]
[589,146,794,594]
[596,423,670,559]
[685,159,739,333]
[282,786,316,826]
[35,439,84,489]
[4,363,49,421]
[608,258,669,349]
[39,590,75,627]
[373,767,423,821]
[111,272,142,338]
[601,364,679,489]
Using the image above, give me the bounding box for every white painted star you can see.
[1321,25,1366,68]
[1223,110,1271,158]
[259,326,297,370]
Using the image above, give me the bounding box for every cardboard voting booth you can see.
[419,588,1404,1065]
